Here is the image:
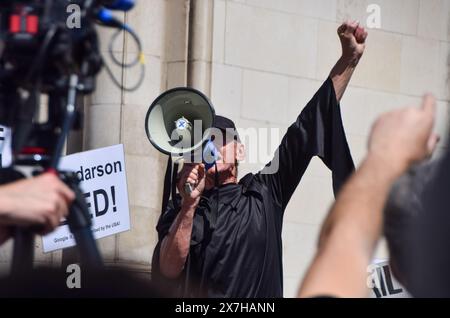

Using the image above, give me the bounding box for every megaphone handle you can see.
[185,182,193,195]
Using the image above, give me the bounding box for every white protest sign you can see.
[42,144,131,252]
[368,259,411,298]
[0,126,12,168]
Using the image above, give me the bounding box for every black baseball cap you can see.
[211,115,241,143]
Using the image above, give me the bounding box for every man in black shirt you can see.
[152,21,368,298]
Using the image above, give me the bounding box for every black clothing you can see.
[151,78,355,298]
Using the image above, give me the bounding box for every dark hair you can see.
[384,160,437,289]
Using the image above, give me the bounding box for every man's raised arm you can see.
[331,21,368,102]
[257,21,367,211]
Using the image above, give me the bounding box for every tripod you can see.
[0,75,103,275]
[0,0,143,276]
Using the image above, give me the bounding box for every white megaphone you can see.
[145,87,219,194]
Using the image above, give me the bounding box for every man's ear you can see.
[236,143,246,162]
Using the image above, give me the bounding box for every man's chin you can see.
[205,172,224,189]
[205,177,215,190]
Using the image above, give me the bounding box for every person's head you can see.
[204,115,245,189]
[384,160,437,289]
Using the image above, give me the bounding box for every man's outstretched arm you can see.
[331,21,368,102]
[257,21,366,210]
[298,95,439,298]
